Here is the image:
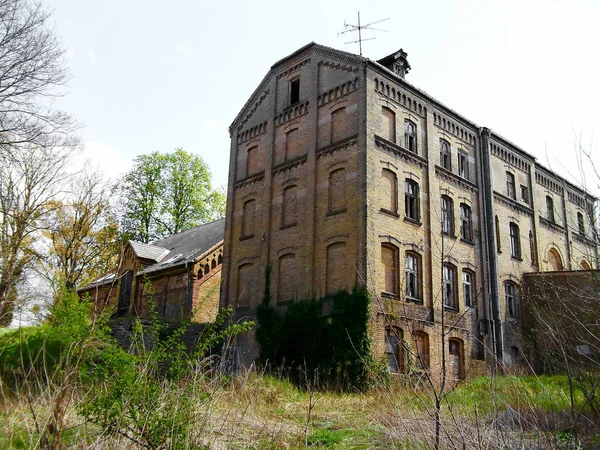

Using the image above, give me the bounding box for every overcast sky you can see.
[45,0,600,193]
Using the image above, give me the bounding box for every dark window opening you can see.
[290,78,300,105]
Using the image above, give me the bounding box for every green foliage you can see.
[116,148,224,243]
[79,279,253,448]
[256,274,375,391]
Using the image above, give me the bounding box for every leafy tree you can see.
[40,170,121,296]
[117,149,224,243]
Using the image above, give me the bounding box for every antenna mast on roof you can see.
[338,12,389,56]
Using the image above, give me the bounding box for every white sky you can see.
[45,0,600,193]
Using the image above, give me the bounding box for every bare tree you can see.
[0,144,74,325]
[0,0,78,152]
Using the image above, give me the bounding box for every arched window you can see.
[440,139,451,170]
[506,172,516,199]
[285,128,300,161]
[331,107,346,144]
[458,151,469,179]
[241,199,256,238]
[328,168,346,214]
[504,281,520,319]
[211,259,216,270]
[413,331,430,370]
[326,242,347,295]
[381,244,399,295]
[404,120,417,154]
[448,338,464,380]
[381,169,398,215]
[441,195,454,236]
[405,179,420,221]
[278,253,297,303]
[462,270,475,308]
[382,106,396,143]
[246,146,258,177]
[218,254,223,265]
[405,251,422,301]
[580,260,591,270]
[547,248,563,271]
[460,203,472,242]
[509,222,521,259]
[443,264,458,310]
[282,185,298,227]
[204,264,210,275]
[237,263,254,308]
[385,328,404,373]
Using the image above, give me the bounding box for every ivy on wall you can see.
[255,267,377,391]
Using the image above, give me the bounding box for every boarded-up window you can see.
[385,328,403,373]
[282,186,297,227]
[285,128,302,161]
[381,244,398,295]
[328,168,346,213]
[242,199,256,238]
[414,332,430,370]
[326,242,347,295]
[381,169,398,214]
[448,339,464,380]
[548,248,563,271]
[331,107,346,144]
[237,264,253,308]
[246,146,259,177]
[278,253,296,303]
[382,106,396,143]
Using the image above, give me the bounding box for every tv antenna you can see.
[338,12,389,56]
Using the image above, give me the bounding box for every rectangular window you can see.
[385,329,402,373]
[506,172,516,200]
[578,212,585,235]
[546,196,555,222]
[441,195,454,236]
[381,245,398,295]
[458,152,469,179]
[462,271,473,307]
[443,265,457,310]
[405,179,419,221]
[510,222,521,258]
[440,140,451,170]
[460,204,472,242]
[505,282,520,318]
[520,185,529,204]
[404,120,417,154]
[290,78,300,105]
[405,253,421,301]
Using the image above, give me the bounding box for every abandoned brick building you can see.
[220,42,599,378]
[78,218,225,323]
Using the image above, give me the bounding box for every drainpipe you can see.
[478,127,503,362]
[186,261,193,317]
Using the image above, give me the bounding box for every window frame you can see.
[327,168,346,215]
[458,151,469,179]
[441,195,455,237]
[381,243,399,296]
[404,179,420,222]
[462,270,474,308]
[404,119,417,154]
[241,199,256,240]
[506,171,516,200]
[382,106,396,143]
[520,185,529,204]
[577,211,585,235]
[546,196,555,222]
[440,139,452,171]
[385,328,403,373]
[509,222,521,259]
[381,168,399,216]
[459,203,473,242]
[289,78,300,105]
[443,263,458,311]
[281,185,297,228]
[405,251,422,302]
[504,281,520,319]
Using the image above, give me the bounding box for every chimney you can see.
[377,48,411,80]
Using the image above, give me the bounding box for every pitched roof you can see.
[138,218,225,276]
[77,271,117,292]
[129,241,170,262]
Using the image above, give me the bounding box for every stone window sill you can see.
[380,208,400,218]
[327,208,347,217]
[239,234,255,242]
[279,222,297,230]
[381,291,400,299]
[406,296,423,305]
[461,238,475,246]
[404,217,422,227]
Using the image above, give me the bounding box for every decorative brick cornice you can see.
[374,135,427,168]
[539,216,565,233]
[318,78,359,107]
[275,101,309,127]
[535,170,564,195]
[493,192,533,216]
[374,78,427,119]
[234,171,265,190]
[318,60,360,74]
[276,58,311,79]
[272,155,308,175]
[435,165,478,193]
[433,112,476,146]
[572,232,597,248]
[238,89,270,131]
[237,121,268,145]
[316,135,358,158]
[490,141,531,174]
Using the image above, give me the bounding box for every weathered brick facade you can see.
[221,43,599,378]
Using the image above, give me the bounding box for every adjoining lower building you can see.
[220,42,599,378]
[78,218,225,324]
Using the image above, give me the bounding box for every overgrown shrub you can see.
[256,267,376,391]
